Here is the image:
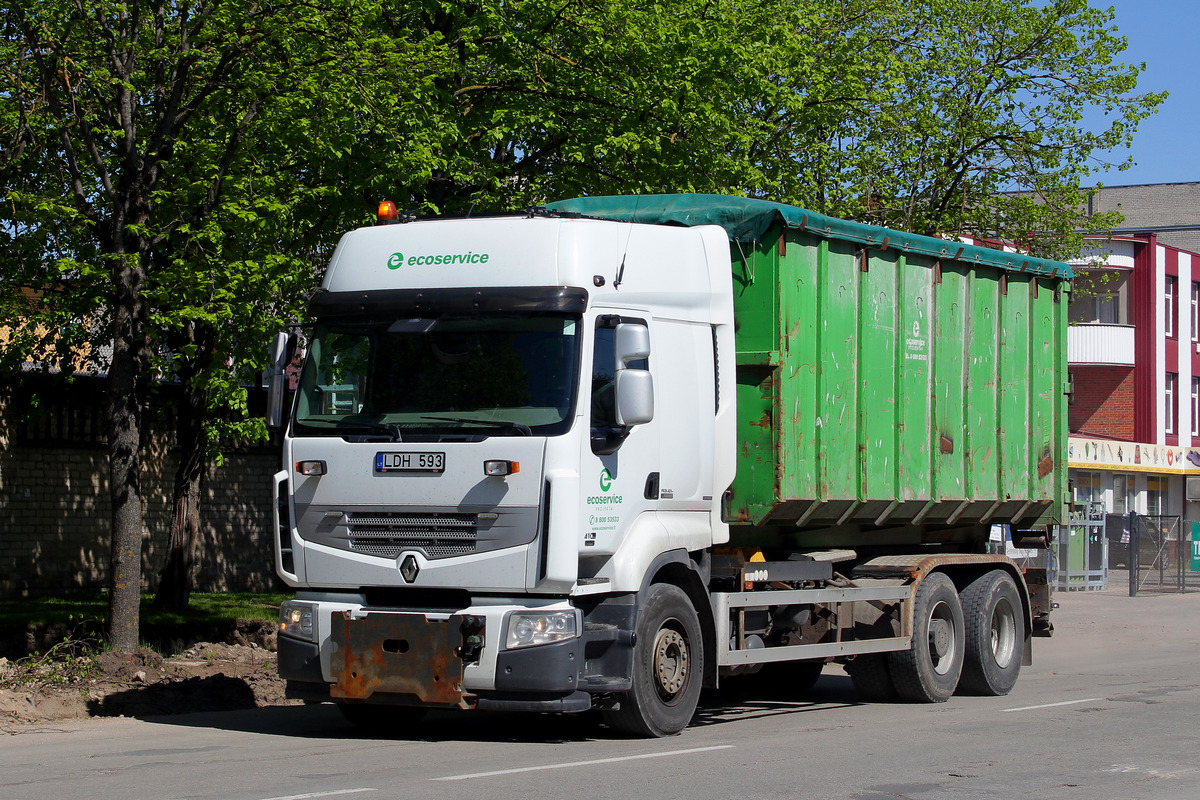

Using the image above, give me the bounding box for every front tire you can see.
[888,572,964,702]
[603,583,703,737]
[957,570,1024,696]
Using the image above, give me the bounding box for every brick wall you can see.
[1070,365,1135,439]
[0,377,283,598]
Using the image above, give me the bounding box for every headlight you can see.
[505,609,579,649]
[279,600,317,642]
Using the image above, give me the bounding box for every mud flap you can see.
[329,612,474,708]
[1025,567,1053,640]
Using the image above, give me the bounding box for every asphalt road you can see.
[3,581,1199,800]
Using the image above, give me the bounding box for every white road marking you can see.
[432,744,736,781]
[1003,698,1103,713]
[256,789,378,800]
[1107,763,1195,778]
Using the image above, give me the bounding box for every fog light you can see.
[484,460,519,476]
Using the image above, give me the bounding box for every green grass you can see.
[0,592,290,629]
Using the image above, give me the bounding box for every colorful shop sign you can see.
[1067,436,1200,474]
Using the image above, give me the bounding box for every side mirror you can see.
[613,322,653,426]
[614,322,650,364]
[266,332,293,429]
[615,369,654,426]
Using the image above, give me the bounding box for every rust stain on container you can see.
[1037,452,1054,478]
[939,434,954,454]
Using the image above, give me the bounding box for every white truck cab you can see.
[271,211,737,734]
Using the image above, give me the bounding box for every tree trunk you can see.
[107,261,146,653]
[154,369,209,610]
[154,320,216,611]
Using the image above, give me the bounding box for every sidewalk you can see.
[1041,568,1200,682]
[1091,566,1200,595]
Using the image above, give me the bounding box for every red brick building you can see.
[1066,200,1200,521]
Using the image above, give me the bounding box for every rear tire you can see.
[602,584,703,737]
[337,702,426,734]
[957,570,1024,696]
[888,572,964,702]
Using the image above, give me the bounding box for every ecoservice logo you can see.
[386,250,491,269]
[587,468,621,506]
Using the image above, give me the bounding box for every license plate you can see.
[375,451,445,473]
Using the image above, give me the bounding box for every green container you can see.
[546,195,1072,547]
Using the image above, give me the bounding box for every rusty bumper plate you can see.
[330,612,471,708]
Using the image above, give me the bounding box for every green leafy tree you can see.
[749,0,1165,260]
[354,0,820,212]
[360,0,1160,256]
[0,0,420,643]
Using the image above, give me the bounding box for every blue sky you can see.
[1086,1,1199,186]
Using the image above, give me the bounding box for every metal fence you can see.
[1057,502,1107,591]
[1128,514,1186,595]
[1105,514,1131,569]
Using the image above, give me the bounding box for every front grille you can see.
[347,512,478,559]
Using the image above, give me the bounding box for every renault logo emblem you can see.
[399,554,420,583]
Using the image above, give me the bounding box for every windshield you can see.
[293,314,582,439]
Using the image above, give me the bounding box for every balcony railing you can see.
[1068,323,1135,365]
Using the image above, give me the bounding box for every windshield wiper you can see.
[419,415,532,436]
[364,422,405,442]
[299,419,404,441]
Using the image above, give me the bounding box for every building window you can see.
[1165,373,1177,434]
[1146,477,1168,516]
[1192,282,1199,342]
[1165,275,1177,337]
[1073,470,1102,509]
[1112,474,1130,515]
[1193,377,1199,437]
[1068,270,1130,324]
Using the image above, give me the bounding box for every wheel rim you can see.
[990,597,1017,668]
[926,599,957,676]
[653,623,690,703]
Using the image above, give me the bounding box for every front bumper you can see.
[278,596,594,710]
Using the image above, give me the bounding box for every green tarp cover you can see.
[543,194,1073,279]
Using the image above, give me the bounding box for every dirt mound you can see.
[0,619,280,662]
[0,641,300,730]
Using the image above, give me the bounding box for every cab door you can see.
[580,314,660,554]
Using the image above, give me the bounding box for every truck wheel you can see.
[846,654,898,702]
[603,583,703,737]
[888,572,964,702]
[337,702,426,734]
[957,570,1024,696]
